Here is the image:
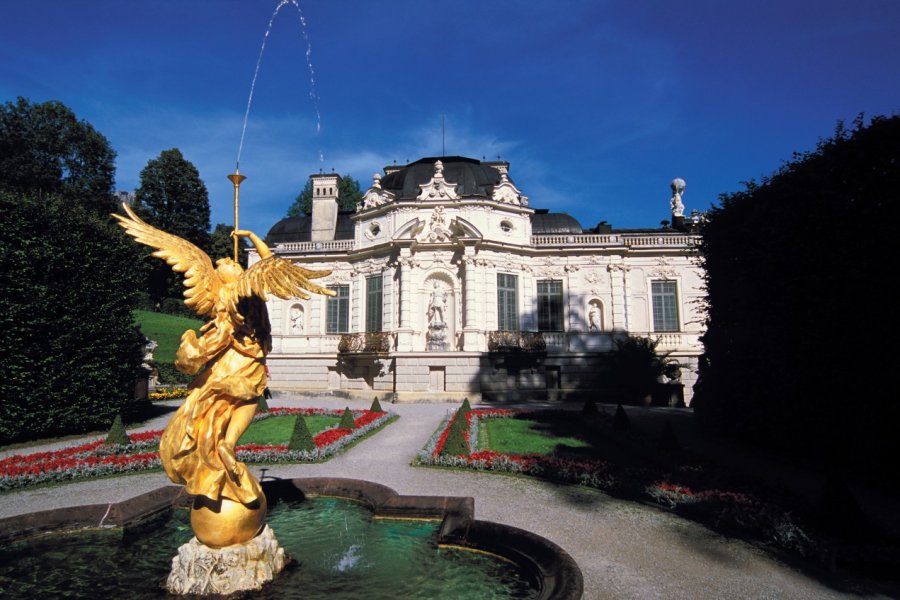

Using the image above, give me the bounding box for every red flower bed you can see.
[2,408,393,491]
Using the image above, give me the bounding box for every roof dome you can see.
[530,211,583,235]
[380,156,502,198]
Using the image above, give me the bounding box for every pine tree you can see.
[612,404,630,432]
[441,411,470,457]
[288,415,315,452]
[105,414,131,445]
[339,407,356,429]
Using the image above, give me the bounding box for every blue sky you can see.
[3,0,899,236]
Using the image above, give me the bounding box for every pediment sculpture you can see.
[417,160,460,201]
[359,173,395,211]
[491,172,528,206]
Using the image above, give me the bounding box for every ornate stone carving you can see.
[426,280,451,351]
[350,258,384,277]
[416,206,454,243]
[359,173,396,211]
[397,256,421,269]
[289,304,304,334]
[325,269,352,284]
[417,160,460,201]
[337,332,393,353]
[670,178,686,218]
[587,300,603,332]
[607,263,631,273]
[650,257,678,279]
[487,331,546,353]
[167,525,285,596]
[491,172,529,206]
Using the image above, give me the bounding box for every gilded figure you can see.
[114,204,333,543]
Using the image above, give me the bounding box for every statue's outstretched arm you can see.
[233,230,272,260]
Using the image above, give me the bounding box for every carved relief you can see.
[416,206,454,243]
[491,172,529,206]
[650,257,678,279]
[359,173,396,211]
[417,160,460,201]
[288,304,304,334]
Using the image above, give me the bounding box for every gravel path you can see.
[2,397,896,599]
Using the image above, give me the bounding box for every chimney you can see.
[309,173,341,242]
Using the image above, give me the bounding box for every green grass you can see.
[480,418,592,456]
[133,310,204,363]
[238,415,339,445]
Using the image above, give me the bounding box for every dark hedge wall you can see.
[693,115,900,476]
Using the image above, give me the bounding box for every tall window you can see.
[365,275,383,332]
[326,285,349,333]
[537,280,564,331]
[497,273,518,331]
[651,281,679,332]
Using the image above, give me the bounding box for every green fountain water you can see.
[0,496,539,599]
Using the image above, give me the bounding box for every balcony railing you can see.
[530,234,696,248]
[276,240,354,253]
[337,332,394,354]
[487,331,547,353]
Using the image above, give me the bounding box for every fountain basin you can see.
[0,478,583,599]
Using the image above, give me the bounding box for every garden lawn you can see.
[133,310,204,363]
[238,415,339,445]
[479,417,591,456]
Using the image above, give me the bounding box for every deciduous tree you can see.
[0,97,117,218]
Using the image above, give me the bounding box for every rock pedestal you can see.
[166,524,286,595]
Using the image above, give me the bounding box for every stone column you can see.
[608,262,631,331]
[396,252,417,352]
[461,254,480,351]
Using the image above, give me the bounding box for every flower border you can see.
[1,408,394,492]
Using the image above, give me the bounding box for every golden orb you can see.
[190,495,267,548]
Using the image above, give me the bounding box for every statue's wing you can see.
[236,256,335,303]
[113,203,220,319]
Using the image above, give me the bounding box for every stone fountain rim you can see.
[0,477,583,600]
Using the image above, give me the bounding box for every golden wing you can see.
[112,203,221,319]
[236,256,336,303]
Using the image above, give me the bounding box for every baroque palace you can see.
[255,156,703,404]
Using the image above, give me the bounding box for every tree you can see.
[601,335,680,405]
[286,174,363,216]
[693,114,899,475]
[0,97,117,218]
[134,149,210,302]
[209,223,248,269]
[0,190,145,444]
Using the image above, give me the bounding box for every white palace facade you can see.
[254,156,704,404]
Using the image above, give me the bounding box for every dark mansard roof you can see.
[266,213,355,245]
[381,156,503,198]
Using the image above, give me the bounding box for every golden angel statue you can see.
[114,203,333,547]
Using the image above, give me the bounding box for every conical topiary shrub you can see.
[288,414,315,452]
[440,412,469,457]
[370,396,383,413]
[257,394,270,413]
[582,399,598,416]
[460,397,472,415]
[106,413,131,445]
[657,420,681,453]
[339,407,357,429]
[612,404,631,431]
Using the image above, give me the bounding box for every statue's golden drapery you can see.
[114,203,333,545]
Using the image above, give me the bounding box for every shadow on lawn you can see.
[502,407,900,595]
